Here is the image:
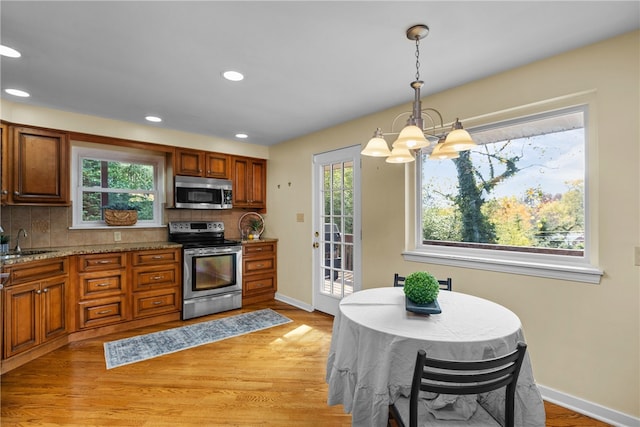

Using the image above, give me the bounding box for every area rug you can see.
[103,309,292,369]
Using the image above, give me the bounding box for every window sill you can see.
[402,247,603,284]
[69,224,166,230]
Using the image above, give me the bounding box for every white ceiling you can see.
[1,1,638,146]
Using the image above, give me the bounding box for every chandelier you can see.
[361,24,476,163]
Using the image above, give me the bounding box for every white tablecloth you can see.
[326,287,546,427]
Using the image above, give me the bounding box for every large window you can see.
[72,145,165,228]
[411,103,602,283]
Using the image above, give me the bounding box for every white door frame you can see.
[312,145,361,316]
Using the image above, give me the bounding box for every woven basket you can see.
[104,209,138,226]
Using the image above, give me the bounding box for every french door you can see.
[312,145,361,316]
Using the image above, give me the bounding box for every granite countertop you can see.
[240,237,278,244]
[0,241,182,266]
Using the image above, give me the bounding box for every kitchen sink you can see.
[1,249,53,260]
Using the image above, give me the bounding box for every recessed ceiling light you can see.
[145,116,162,123]
[235,133,248,139]
[0,45,21,58]
[5,88,29,97]
[223,71,244,82]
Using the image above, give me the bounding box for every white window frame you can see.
[404,91,603,284]
[71,144,165,229]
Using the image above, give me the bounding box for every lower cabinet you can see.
[130,248,181,319]
[242,241,277,305]
[76,253,128,329]
[3,258,69,359]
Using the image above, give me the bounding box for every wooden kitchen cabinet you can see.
[3,258,69,359]
[0,123,8,204]
[130,248,181,319]
[231,156,267,210]
[242,241,277,304]
[175,148,230,179]
[76,253,129,329]
[2,125,70,206]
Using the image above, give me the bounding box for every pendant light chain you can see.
[415,37,421,82]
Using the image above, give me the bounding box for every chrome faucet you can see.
[14,228,27,253]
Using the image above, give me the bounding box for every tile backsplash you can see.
[0,206,250,250]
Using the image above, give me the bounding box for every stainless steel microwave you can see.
[174,175,232,209]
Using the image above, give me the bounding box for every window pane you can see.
[420,108,585,255]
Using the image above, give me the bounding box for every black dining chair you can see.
[393,273,452,291]
[388,342,528,427]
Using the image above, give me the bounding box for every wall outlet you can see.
[296,213,304,222]
[635,247,640,266]
[114,231,121,242]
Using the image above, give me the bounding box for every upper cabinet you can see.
[174,148,230,179]
[231,156,266,211]
[1,125,70,206]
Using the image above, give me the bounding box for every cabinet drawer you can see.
[133,288,180,319]
[8,258,68,285]
[79,270,125,300]
[131,249,179,266]
[78,297,128,329]
[244,275,275,295]
[77,253,126,272]
[243,242,276,256]
[132,267,177,290]
[244,257,275,274]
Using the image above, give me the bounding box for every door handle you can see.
[312,242,319,248]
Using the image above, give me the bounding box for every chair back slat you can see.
[395,343,527,427]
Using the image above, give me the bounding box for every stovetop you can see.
[168,221,240,248]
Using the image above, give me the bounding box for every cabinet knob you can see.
[43,288,49,293]
[36,289,42,294]
[13,191,19,196]
[1,189,7,195]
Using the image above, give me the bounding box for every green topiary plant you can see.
[403,271,440,304]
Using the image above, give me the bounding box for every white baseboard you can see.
[274,293,314,312]
[539,385,640,427]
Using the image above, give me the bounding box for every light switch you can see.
[635,247,640,266]
[114,231,122,242]
[296,213,304,222]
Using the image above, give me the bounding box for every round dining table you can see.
[326,287,546,427]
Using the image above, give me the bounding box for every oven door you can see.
[183,246,242,299]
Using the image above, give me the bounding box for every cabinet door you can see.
[205,152,230,179]
[41,276,67,341]
[1,123,8,204]
[232,156,267,209]
[175,148,204,176]
[11,126,69,205]
[4,282,40,358]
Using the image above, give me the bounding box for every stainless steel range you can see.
[168,221,242,320]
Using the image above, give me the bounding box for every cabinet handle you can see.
[256,263,264,268]
[254,247,264,251]
[97,260,112,264]
[96,283,109,287]
[151,256,164,259]
[151,276,163,280]
[98,310,112,315]
[152,300,163,305]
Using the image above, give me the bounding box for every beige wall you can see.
[268,31,640,418]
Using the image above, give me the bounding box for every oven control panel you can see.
[168,221,225,234]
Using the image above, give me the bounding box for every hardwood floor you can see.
[1,300,611,426]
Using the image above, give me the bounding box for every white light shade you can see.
[361,136,391,157]
[430,141,459,160]
[392,125,429,149]
[441,128,475,151]
[385,146,415,163]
